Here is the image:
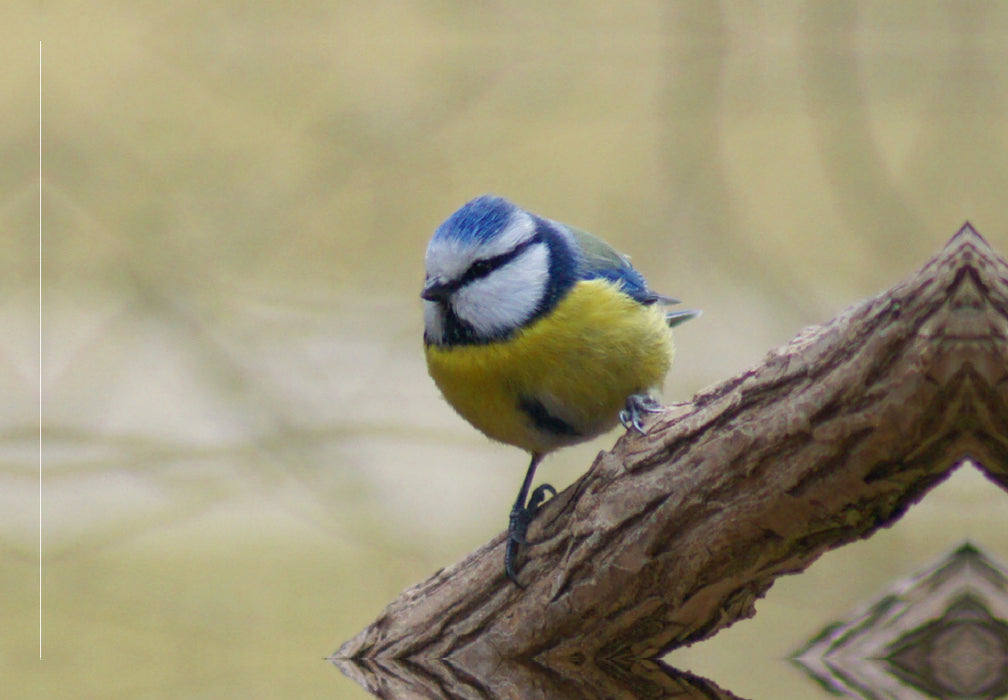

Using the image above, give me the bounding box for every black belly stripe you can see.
[518,397,581,437]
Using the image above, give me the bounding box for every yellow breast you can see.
[424,279,675,454]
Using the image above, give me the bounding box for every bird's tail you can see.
[665,308,702,328]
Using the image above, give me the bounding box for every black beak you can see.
[421,277,453,302]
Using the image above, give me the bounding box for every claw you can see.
[505,482,555,586]
[505,454,556,586]
[505,537,524,586]
[619,394,663,434]
[506,505,528,585]
[527,483,557,513]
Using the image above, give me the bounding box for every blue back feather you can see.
[578,255,656,304]
[561,224,663,305]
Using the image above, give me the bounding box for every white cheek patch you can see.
[453,242,550,337]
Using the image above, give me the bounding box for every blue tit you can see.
[421,195,699,585]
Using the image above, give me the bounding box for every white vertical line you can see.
[38,39,44,661]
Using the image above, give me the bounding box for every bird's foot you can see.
[505,483,556,586]
[619,393,663,434]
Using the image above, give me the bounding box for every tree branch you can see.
[334,224,1008,690]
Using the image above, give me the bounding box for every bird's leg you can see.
[619,393,664,434]
[505,453,555,586]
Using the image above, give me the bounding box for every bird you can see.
[421,195,698,586]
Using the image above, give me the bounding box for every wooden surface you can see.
[334,225,1008,697]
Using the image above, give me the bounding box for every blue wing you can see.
[563,224,701,327]
[565,225,670,305]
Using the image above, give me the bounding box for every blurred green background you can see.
[8,2,1008,698]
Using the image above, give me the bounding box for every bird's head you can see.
[422,195,576,346]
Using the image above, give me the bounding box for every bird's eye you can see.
[468,259,494,278]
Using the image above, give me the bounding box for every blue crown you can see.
[434,195,516,244]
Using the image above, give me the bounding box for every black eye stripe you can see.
[459,235,542,286]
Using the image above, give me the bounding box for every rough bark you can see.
[333,224,1008,695]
